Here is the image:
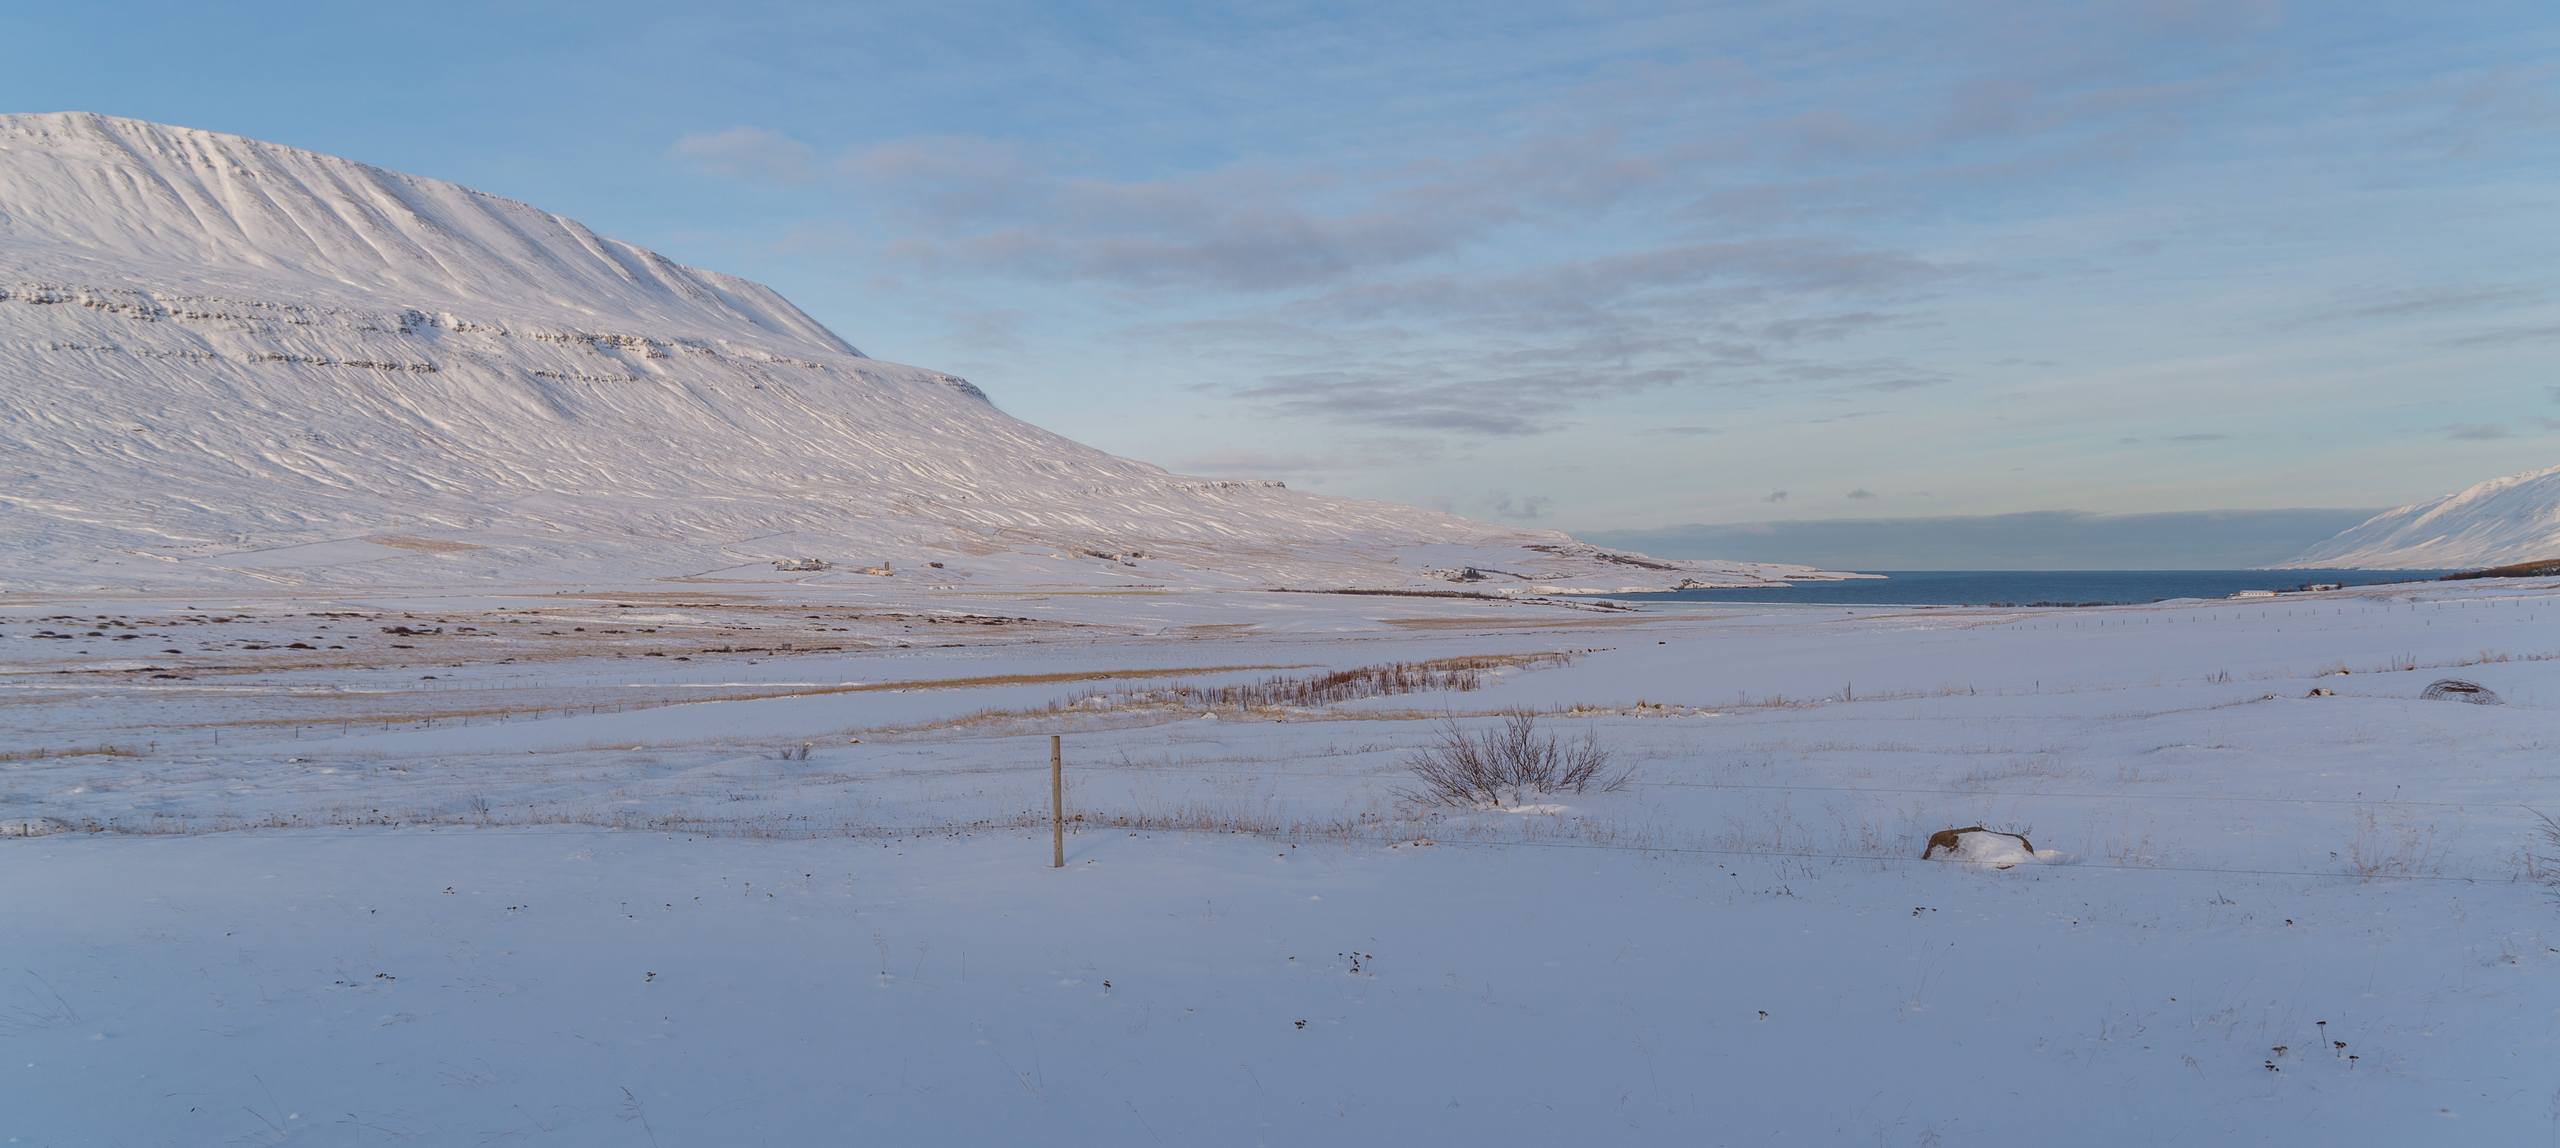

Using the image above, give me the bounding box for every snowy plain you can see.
[8,577,2560,1145]
[5,110,2559,1145]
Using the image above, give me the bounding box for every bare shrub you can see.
[1401,711,1629,808]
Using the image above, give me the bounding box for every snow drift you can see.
[0,113,1828,593]
[2279,463,2560,570]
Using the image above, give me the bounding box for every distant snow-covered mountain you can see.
[2278,463,2560,570]
[0,113,1832,593]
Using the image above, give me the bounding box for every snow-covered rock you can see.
[0,113,1838,593]
[2279,463,2560,570]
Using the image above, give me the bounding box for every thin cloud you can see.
[689,124,1682,294]
[2436,321,2560,349]
[649,5,2560,501]
[1757,311,1903,342]
[1484,492,1553,521]
[2275,285,2537,329]
[668,127,814,184]
[1174,436,1446,479]
[1586,507,2384,571]
[1231,365,1691,437]
[837,135,1028,189]
[1842,377,1944,394]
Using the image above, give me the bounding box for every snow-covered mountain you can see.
[0,112,1829,593]
[2278,463,2560,570]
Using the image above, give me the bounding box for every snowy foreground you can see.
[7,580,2560,1144]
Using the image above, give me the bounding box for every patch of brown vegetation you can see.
[0,743,140,763]
[775,663,1311,699]
[855,652,1586,738]
[366,535,484,554]
[1112,653,1575,711]
[1380,615,1642,630]
[192,662,1313,731]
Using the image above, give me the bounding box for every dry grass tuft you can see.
[2523,809,2560,890]
[2347,807,2445,881]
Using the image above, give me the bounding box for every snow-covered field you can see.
[10,108,2553,1146]
[8,577,2560,1144]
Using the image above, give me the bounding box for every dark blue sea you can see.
[1600,569,2449,608]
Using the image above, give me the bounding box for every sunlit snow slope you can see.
[2280,463,2560,569]
[0,113,1827,593]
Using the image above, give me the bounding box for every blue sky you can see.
[8,2,2558,564]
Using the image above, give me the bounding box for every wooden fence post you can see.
[1050,734,1064,869]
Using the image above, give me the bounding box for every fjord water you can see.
[1606,569,2450,607]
